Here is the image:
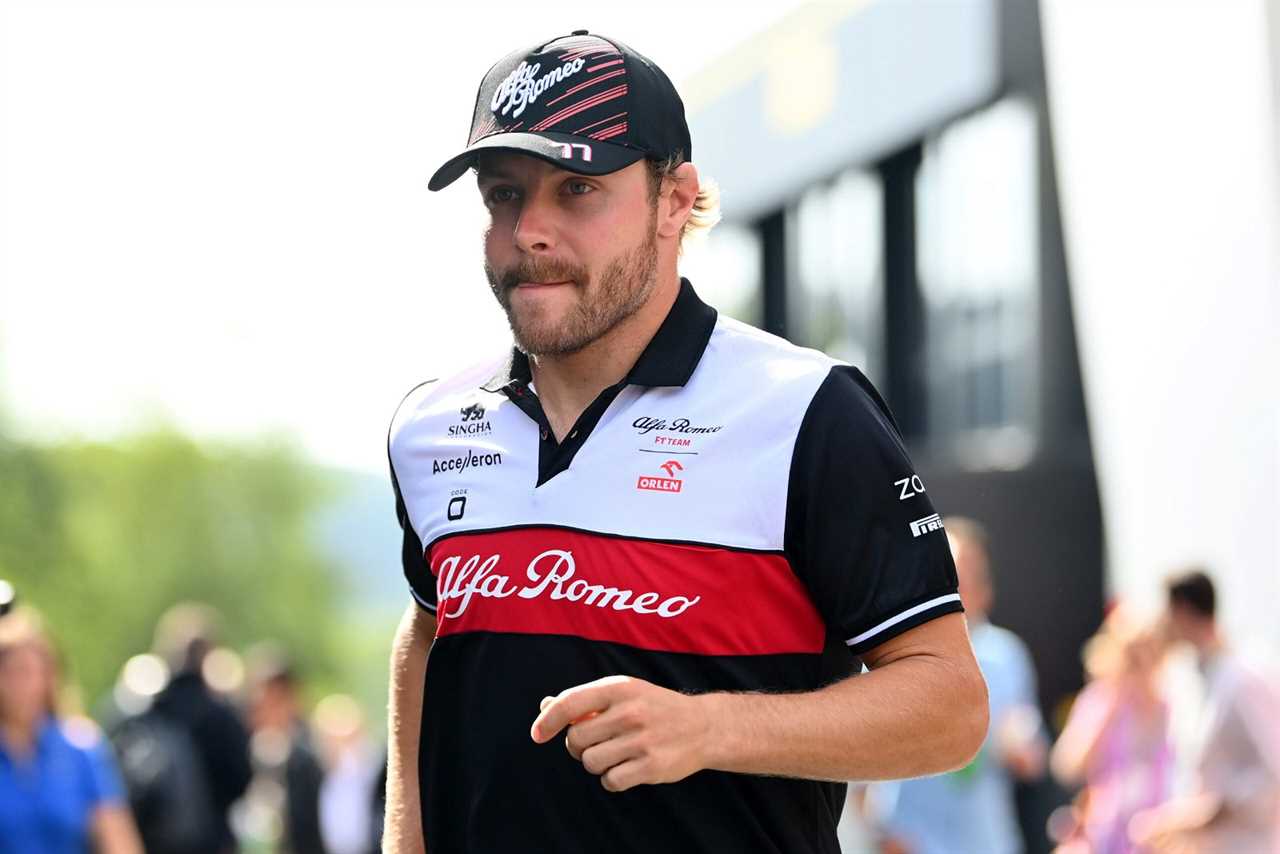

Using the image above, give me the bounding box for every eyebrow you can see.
[475,166,516,183]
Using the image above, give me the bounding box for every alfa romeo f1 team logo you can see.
[637,460,684,493]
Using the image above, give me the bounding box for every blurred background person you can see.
[1130,569,1280,853]
[869,517,1048,854]
[239,643,326,854]
[1049,604,1171,854]
[151,602,253,853]
[313,693,381,854]
[0,604,143,854]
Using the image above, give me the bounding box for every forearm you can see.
[1050,688,1119,784]
[383,603,433,854]
[91,805,143,854]
[701,649,987,782]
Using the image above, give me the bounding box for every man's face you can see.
[478,153,659,356]
[1163,602,1199,645]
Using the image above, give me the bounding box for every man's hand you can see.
[530,675,712,792]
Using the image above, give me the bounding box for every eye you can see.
[484,186,520,205]
[564,180,594,196]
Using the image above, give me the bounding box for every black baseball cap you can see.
[428,30,692,191]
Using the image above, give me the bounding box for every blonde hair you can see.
[647,155,721,250]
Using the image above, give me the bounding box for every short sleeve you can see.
[784,366,962,655]
[85,739,126,806]
[389,381,439,615]
[391,462,437,614]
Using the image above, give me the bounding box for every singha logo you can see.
[450,403,492,437]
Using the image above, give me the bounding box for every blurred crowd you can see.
[2,522,1278,854]
[853,519,1280,854]
[0,593,386,854]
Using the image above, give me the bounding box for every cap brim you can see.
[428,131,646,191]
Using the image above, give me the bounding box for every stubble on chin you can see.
[483,233,658,358]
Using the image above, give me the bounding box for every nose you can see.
[513,191,557,255]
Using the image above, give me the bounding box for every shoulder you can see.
[388,353,507,454]
[977,623,1030,654]
[701,317,894,428]
[57,716,106,753]
[703,316,841,386]
[975,624,1036,673]
[40,718,113,781]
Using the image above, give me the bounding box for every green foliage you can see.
[0,430,351,712]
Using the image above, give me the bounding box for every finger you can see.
[579,734,642,777]
[564,710,630,761]
[600,757,646,793]
[539,696,554,712]
[531,676,630,743]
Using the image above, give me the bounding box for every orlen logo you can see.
[637,460,683,493]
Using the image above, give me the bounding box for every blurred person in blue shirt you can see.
[869,517,1047,854]
[0,605,142,854]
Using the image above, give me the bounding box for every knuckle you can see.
[581,749,605,776]
[617,702,645,729]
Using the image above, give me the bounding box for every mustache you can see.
[490,258,589,292]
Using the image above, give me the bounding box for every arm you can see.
[703,612,987,780]
[383,601,435,854]
[1050,680,1119,785]
[531,612,987,790]
[90,805,144,854]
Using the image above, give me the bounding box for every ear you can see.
[655,162,699,241]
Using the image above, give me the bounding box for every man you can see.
[385,31,988,854]
[149,603,252,854]
[870,517,1047,854]
[244,645,327,854]
[1130,569,1280,853]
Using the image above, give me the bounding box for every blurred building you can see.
[683,0,1280,726]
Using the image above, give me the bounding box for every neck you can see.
[529,271,680,438]
[1196,627,1224,663]
[1,717,39,756]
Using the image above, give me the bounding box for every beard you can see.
[484,219,659,357]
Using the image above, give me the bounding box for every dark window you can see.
[786,169,885,383]
[916,97,1039,464]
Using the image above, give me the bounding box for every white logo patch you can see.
[909,513,944,538]
[490,58,587,119]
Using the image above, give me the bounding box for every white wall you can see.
[1041,0,1280,656]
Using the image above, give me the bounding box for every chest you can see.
[0,749,93,852]
[397,384,801,555]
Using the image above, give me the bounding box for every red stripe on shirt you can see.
[424,528,826,655]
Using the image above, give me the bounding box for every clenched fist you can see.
[531,675,717,792]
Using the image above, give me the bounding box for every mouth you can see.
[515,280,573,289]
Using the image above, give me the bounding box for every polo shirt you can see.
[0,717,125,854]
[388,278,962,854]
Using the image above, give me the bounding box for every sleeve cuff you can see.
[409,587,438,613]
[844,593,963,655]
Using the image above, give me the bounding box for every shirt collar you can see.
[482,277,717,392]
[0,716,57,763]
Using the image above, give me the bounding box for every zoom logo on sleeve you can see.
[433,451,503,476]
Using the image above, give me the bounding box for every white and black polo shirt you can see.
[388,279,961,854]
